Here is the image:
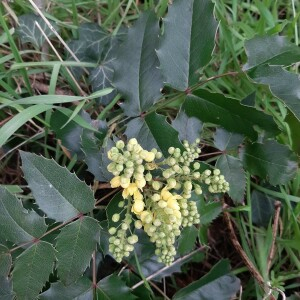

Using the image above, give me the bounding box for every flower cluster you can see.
[106,138,229,265]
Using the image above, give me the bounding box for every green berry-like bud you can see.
[213,169,221,175]
[135,220,143,229]
[152,181,162,190]
[204,169,211,176]
[168,147,175,154]
[112,214,120,222]
[152,193,160,202]
[116,140,125,149]
[155,152,163,159]
[193,172,200,179]
[118,201,125,208]
[193,162,200,169]
[145,172,152,181]
[108,227,117,235]
[167,178,177,189]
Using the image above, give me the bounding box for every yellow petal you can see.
[122,188,130,199]
[110,176,121,188]
[127,183,138,195]
[167,199,180,210]
[132,201,145,214]
[136,178,146,189]
[133,190,143,201]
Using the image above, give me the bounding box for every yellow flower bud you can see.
[133,190,143,201]
[144,152,155,162]
[132,201,145,214]
[167,199,180,211]
[161,188,173,201]
[110,176,121,188]
[140,211,150,222]
[120,177,130,188]
[136,178,146,189]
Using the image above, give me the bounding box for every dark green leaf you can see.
[89,37,118,105]
[197,198,222,225]
[67,23,110,79]
[216,155,245,203]
[285,111,300,155]
[251,190,275,227]
[106,192,125,229]
[96,274,136,300]
[248,65,300,121]
[172,108,203,143]
[184,89,279,139]
[125,112,184,157]
[177,226,198,255]
[20,151,95,222]
[242,140,298,185]
[50,110,91,159]
[39,276,92,300]
[174,274,240,300]
[113,12,163,117]
[213,128,244,151]
[16,13,59,48]
[0,276,14,300]
[173,259,236,300]
[56,217,100,285]
[0,186,47,244]
[244,35,300,70]
[0,245,11,277]
[82,136,113,182]
[157,0,217,90]
[12,241,56,300]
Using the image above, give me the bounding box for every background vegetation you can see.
[0,0,299,299]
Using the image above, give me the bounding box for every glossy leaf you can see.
[177,226,198,255]
[214,128,244,151]
[12,241,56,300]
[39,276,92,300]
[242,140,298,185]
[244,35,300,70]
[173,259,238,300]
[197,198,222,225]
[157,0,217,90]
[0,277,14,300]
[20,151,95,222]
[0,186,47,244]
[56,217,100,285]
[248,65,300,121]
[184,90,279,140]
[216,155,246,203]
[96,274,136,300]
[16,13,59,48]
[251,190,275,227]
[0,245,11,277]
[172,108,203,143]
[113,11,163,117]
[125,112,184,157]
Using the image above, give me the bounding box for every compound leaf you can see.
[184,90,279,140]
[39,276,93,300]
[0,186,47,245]
[20,151,95,222]
[113,11,163,117]
[214,128,244,151]
[248,65,300,122]
[173,260,240,300]
[12,241,56,300]
[0,245,11,277]
[216,155,246,203]
[172,108,203,143]
[96,274,136,300]
[125,112,184,157]
[16,13,59,48]
[157,0,217,90]
[242,140,298,185]
[244,35,300,70]
[56,217,100,285]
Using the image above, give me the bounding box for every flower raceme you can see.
[107,138,229,265]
